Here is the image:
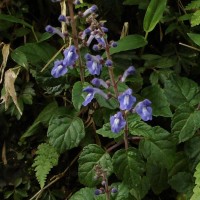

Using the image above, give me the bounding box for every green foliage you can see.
[48,116,85,153]
[78,144,113,187]
[1,0,200,199]
[143,0,167,33]
[32,143,59,188]
[191,162,200,200]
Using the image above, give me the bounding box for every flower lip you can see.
[110,112,126,133]
[45,25,54,33]
[121,66,135,82]
[135,99,152,121]
[51,60,68,78]
[118,88,136,111]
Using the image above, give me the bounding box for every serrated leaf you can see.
[96,95,119,109]
[141,85,172,117]
[32,143,59,188]
[130,176,150,200]
[191,162,200,200]
[108,35,147,56]
[172,104,200,143]
[96,123,123,139]
[112,148,145,188]
[129,120,154,137]
[164,75,200,107]
[191,10,200,27]
[168,172,193,193]
[69,187,94,200]
[139,126,175,169]
[143,0,167,33]
[188,33,200,47]
[11,49,28,69]
[72,81,90,111]
[78,144,113,187]
[185,0,200,10]
[146,160,168,194]
[111,183,130,200]
[48,116,85,153]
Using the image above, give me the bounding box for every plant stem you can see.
[105,44,118,97]
[67,0,85,83]
[124,113,129,150]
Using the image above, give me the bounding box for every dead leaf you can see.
[120,22,129,39]
[2,68,22,115]
[0,43,10,83]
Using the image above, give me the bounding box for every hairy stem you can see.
[67,0,85,83]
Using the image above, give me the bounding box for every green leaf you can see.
[109,35,147,55]
[164,75,200,107]
[139,126,175,169]
[96,95,119,109]
[141,85,172,117]
[78,144,113,187]
[146,160,169,194]
[185,136,200,171]
[0,14,32,29]
[111,183,131,200]
[16,43,57,66]
[112,148,145,188]
[172,104,200,143]
[168,172,193,193]
[188,33,200,46]
[32,143,59,188]
[72,81,90,111]
[129,120,154,137]
[130,176,150,200]
[143,0,167,33]
[96,123,123,139]
[11,49,28,69]
[69,187,94,200]
[48,116,85,153]
[185,0,200,10]
[20,102,58,141]
[191,161,200,200]
[191,10,200,27]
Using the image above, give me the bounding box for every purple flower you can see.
[110,41,118,47]
[135,99,152,121]
[63,45,79,67]
[118,88,136,111]
[58,15,70,25]
[105,59,113,67]
[85,54,103,75]
[82,86,108,106]
[51,60,68,78]
[91,78,108,88]
[110,112,126,133]
[82,5,98,17]
[121,66,135,82]
[45,25,64,39]
[51,0,61,2]
[95,33,106,47]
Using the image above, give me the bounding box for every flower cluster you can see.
[51,45,78,78]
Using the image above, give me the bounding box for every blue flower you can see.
[63,45,79,67]
[82,5,98,17]
[51,60,68,78]
[82,86,108,106]
[45,25,64,39]
[118,88,136,111]
[85,54,103,75]
[135,99,152,121]
[91,78,108,88]
[110,112,126,133]
[105,59,113,67]
[121,66,135,82]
